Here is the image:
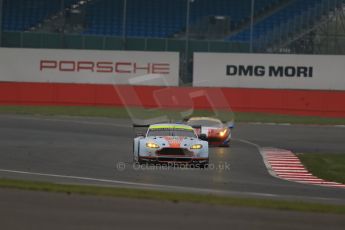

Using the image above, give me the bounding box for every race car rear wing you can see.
[132,124,150,137]
[190,125,208,140]
[132,124,150,128]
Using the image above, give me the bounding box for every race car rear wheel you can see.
[132,143,137,163]
[220,141,230,147]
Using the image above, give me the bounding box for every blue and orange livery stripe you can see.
[163,136,185,148]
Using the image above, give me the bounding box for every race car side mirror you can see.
[198,134,207,140]
[182,117,190,122]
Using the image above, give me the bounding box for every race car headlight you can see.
[190,144,202,149]
[219,129,228,137]
[146,142,160,148]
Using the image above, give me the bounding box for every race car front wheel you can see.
[192,160,209,169]
[200,161,209,169]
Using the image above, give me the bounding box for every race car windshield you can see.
[188,119,223,128]
[147,129,196,138]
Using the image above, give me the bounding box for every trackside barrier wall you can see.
[1,82,345,117]
[193,53,345,90]
[0,48,180,86]
[1,32,250,54]
[1,48,345,117]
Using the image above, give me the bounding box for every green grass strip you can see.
[0,178,344,214]
[234,112,345,125]
[0,105,345,125]
[298,153,345,184]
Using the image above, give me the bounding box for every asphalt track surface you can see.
[0,115,345,203]
[1,115,345,229]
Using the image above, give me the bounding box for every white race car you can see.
[133,123,209,166]
[186,117,234,147]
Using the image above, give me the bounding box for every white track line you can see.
[0,168,284,199]
[261,148,345,189]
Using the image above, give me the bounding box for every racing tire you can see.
[195,160,209,169]
[220,141,230,148]
[136,157,148,165]
[132,143,138,163]
[200,162,209,169]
